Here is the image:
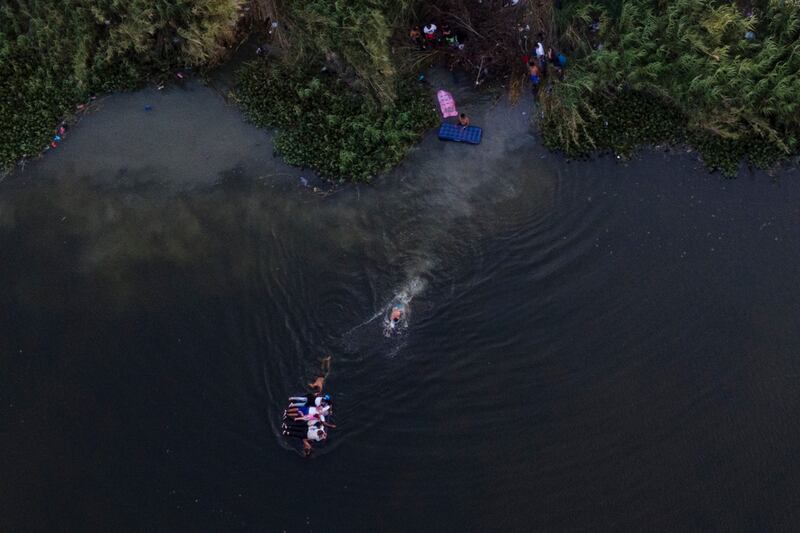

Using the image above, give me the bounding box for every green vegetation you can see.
[1,0,432,181]
[0,0,242,171]
[543,0,800,174]
[283,1,415,104]
[2,0,799,178]
[234,0,440,182]
[235,61,435,182]
[270,0,800,175]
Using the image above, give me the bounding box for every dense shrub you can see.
[234,61,436,182]
[543,0,800,174]
[0,0,243,171]
[540,90,684,156]
[283,1,415,104]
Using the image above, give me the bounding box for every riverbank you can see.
[8,59,792,195]
[233,60,435,182]
[5,67,546,190]
[0,0,244,173]
[3,1,799,179]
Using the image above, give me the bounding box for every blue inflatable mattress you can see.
[438,123,483,145]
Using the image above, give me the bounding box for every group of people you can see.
[412,18,567,99]
[527,39,567,97]
[282,356,335,457]
[409,22,462,50]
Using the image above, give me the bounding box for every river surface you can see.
[2,77,799,532]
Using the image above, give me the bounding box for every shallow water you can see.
[2,78,800,532]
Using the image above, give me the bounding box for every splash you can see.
[382,276,427,337]
[340,275,429,348]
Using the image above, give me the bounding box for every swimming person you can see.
[285,403,331,421]
[285,404,330,420]
[384,301,408,337]
[308,375,324,393]
[282,422,327,456]
[287,410,337,429]
[308,355,332,393]
[390,305,404,324]
[288,393,331,408]
[458,113,470,128]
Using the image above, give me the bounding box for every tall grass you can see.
[543,0,800,174]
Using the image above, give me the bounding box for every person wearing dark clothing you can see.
[423,23,438,48]
[409,25,423,49]
[282,422,327,456]
[547,48,563,79]
[308,355,331,393]
[442,24,458,47]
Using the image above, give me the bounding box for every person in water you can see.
[286,403,326,416]
[288,393,331,408]
[390,304,404,324]
[285,403,331,421]
[458,113,470,128]
[308,355,332,393]
[291,412,336,429]
[284,407,336,429]
[282,421,326,456]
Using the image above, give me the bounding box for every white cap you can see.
[424,24,437,33]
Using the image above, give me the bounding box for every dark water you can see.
[2,80,800,532]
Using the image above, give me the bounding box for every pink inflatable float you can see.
[437,90,458,118]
